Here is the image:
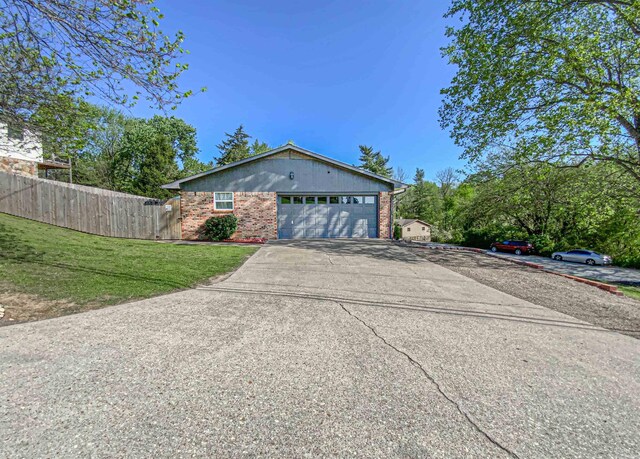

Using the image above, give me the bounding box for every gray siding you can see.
[181,155,392,193]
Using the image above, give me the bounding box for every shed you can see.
[396,218,432,242]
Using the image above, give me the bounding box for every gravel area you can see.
[411,248,640,339]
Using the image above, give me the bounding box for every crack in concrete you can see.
[338,302,520,459]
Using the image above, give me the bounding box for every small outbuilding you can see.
[163,144,407,240]
[396,218,432,242]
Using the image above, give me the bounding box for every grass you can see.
[617,285,640,301]
[0,213,258,308]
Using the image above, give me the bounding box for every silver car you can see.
[551,249,612,266]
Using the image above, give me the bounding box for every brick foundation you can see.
[378,191,392,239]
[180,191,277,240]
[0,157,37,177]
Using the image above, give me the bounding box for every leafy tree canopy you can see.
[358,145,393,177]
[67,105,208,198]
[441,0,640,186]
[0,0,196,135]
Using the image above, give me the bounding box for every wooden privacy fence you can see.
[0,171,181,240]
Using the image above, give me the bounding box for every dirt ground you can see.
[0,289,90,325]
[411,248,640,339]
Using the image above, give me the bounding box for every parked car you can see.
[551,249,612,266]
[489,240,535,255]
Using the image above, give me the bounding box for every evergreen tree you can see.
[216,125,252,165]
[250,139,271,155]
[358,145,393,177]
[398,168,442,225]
[132,134,177,199]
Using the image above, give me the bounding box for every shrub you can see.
[393,223,402,240]
[203,214,238,241]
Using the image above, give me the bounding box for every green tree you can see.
[441,0,640,188]
[131,134,178,199]
[64,105,204,197]
[398,168,443,225]
[0,0,196,134]
[358,145,393,177]
[216,125,252,166]
[30,96,101,163]
[250,139,271,155]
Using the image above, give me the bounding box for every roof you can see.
[396,218,432,227]
[162,144,408,190]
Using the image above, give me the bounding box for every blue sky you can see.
[130,0,464,181]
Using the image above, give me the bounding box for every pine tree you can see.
[215,125,251,165]
[250,139,271,155]
[358,145,392,177]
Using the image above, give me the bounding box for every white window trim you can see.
[214,192,234,210]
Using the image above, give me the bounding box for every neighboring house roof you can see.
[162,144,408,190]
[397,218,432,227]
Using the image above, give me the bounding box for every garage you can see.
[277,195,378,239]
[163,144,406,241]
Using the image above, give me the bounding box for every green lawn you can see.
[618,285,640,301]
[0,213,258,309]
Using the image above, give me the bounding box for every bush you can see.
[393,223,402,240]
[203,214,238,241]
[460,222,533,249]
[527,234,556,256]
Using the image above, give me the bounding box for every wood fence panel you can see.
[0,171,181,240]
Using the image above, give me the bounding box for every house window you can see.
[214,192,234,210]
[407,227,411,232]
[7,122,24,141]
[422,227,426,231]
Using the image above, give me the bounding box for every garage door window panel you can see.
[293,196,304,204]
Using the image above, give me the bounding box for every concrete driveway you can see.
[1,240,639,458]
[487,251,640,285]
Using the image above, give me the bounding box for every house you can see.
[163,144,407,240]
[396,218,432,242]
[0,120,70,178]
[0,120,44,176]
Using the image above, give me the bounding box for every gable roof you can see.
[397,218,432,227]
[162,144,407,190]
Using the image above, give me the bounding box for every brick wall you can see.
[0,157,37,177]
[378,191,392,239]
[180,191,277,240]
[233,192,277,239]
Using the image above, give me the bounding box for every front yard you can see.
[0,213,258,323]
